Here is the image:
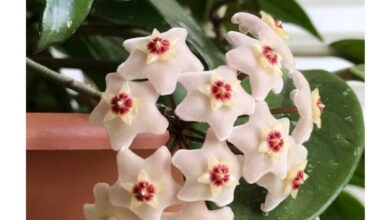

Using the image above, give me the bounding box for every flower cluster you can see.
[85,11,325,220]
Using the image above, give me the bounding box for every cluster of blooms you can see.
[85,11,325,220]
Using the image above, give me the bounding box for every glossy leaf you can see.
[330,39,365,64]
[227,70,364,219]
[36,0,93,52]
[148,0,225,69]
[321,190,364,220]
[90,0,169,30]
[258,0,323,41]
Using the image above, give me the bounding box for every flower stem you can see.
[26,58,102,101]
[168,95,177,110]
[186,126,206,137]
[166,134,178,152]
[270,106,298,114]
[183,135,205,143]
[238,73,248,80]
[227,142,243,155]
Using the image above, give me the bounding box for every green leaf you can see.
[177,0,209,22]
[258,0,323,41]
[90,0,169,30]
[224,1,260,32]
[35,0,94,52]
[229,70,364,219]
[350,64,365,80]
[148,0,225,69]
[321,190,364,220]
[349,156,365,187]
[330,39,365,64]
[335,64,365,82]
[55,35,126,90]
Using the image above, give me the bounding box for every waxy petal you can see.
[260,11,289,40]
[84,183,139,220]
[117,28,204,95]
[89,73,168,150]
[172,130,242,207]
[162,202,234,220]
[228,101,290,183]
[225,45,283,100]
[230,12,294,70]
[175,65,255,141]
[257,143,308,212]
[290,70,314,144]
[109,147,180,220]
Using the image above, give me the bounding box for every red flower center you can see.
[132,181,156,202]
[316,99,325,112]
[147,37,170,55]
[210,164,230,187]
[262,45,278,65]
[266,131,284,152]
[210,80,233,101]
[291,170,305,190]
[111,93,133,115]
[275,19,283,29]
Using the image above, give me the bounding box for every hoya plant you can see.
[26,0,364,219]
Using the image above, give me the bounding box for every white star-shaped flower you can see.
[230,12,294,71]
[117,28,204,95]
[257,141,308,212]
[225,32,285,100]
[89,73,168,150]
[289,70,313,144]
[109,146,180,220]
[172,129,242,207]
[228,101,291,183]
[84,183,139,220]
[175,65,255,141]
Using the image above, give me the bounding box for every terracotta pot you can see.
[27,113,177,220]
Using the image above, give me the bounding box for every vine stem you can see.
[270,106,298,114]
[26,58,102,101]
[30,57,120,72]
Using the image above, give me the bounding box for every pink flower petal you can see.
[110,146,180,220]
[162,202,234,220]
[242,151,288,183]
[226,31,259,48]
[172,130,242,207]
